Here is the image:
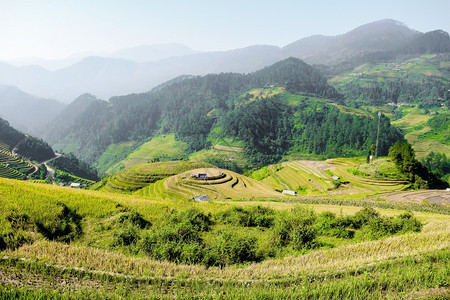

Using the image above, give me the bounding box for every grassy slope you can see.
[391,107,450,159]
[0,177,448,298]
[105,134,190,174]
[94,141,137,175]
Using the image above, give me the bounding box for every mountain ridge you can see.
[0,19,448,102]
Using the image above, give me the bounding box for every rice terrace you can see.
[0,6,450,299]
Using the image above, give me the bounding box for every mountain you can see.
[0,117,55,163]
[281,19,420,65]
[109,43,197,62]
[0,19,448,103]
[0,85,65,135]
[44,58,403,173]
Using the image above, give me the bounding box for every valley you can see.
[0,18,449,298]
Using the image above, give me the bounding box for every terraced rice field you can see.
[259,158,410,196]
[103,161,213,193]
[374,190,450,205]
[0,143,33,180]
[139,167,282,200]
[327,158,410,194]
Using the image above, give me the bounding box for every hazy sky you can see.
[0,0,449,60]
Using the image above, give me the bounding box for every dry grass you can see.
[8,214,448,281]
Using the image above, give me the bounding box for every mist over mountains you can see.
[0,19,449,104]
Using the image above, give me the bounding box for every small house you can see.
[331,175,340,181]
[198,173,208,179]
[282,190,298,196]
[193,194,211,201]
[70,182,81,188]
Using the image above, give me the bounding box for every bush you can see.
[0,231,33,251]
[392,212,422,233]
[214,205,275,228]
[167,208,211,232]
[138,223,205,264]
[116,210,151,229]
[138,208,211,264]
[356,210,422,240]
[112,224,140,247]
[350,207,380,229]
[314,212,353,238]
[204,231,260,267]
[34,203,82,242]
[272,207,317,250]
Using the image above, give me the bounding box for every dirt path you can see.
[11,135,28,156]
[42,153,61,180]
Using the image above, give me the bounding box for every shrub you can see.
[116,210,151,229]
[112,224,140,247]
[7,210,33,231]
[0,231,33,250]
[34,203,82,242]
[138,208,211,264]
[314,212,353,238]
[392,212,422,233]
[167,208,211,232]
[204,231,260,267]
[138,223,205,264]
[356,211,422,240]
[350,207,380,229]
[214,205,275,228]
[272,207,317,250]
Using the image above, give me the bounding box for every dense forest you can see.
[389,142,448,189]
[44,58,343,165]
[16,137,55,162]
[48,153,98,181]
[224,96,403,166]
[0,118,24,149]
[0,117,54,162]
[336,76,450,107]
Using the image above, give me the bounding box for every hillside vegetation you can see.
[0,177,448,298]
[44,58,404,173]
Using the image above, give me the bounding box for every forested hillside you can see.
[329,53,450,107]
[45,58,341,163]
[0,117,54,162]
[43,58,405,171]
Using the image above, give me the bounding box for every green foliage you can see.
[34,202,82,243]
[225,97,403,167]
[112,223,140,247]
[351,207,380,228]
[16,137,55,162]
[314,212,353,238]
[422,151,450,182]
[116,209,151,229]
[348,208,422,240]
[138,208,210,264]
[272,207,317,250]
[49,152,98,181]
[29,164,47,180]
[204,231,260,267]
[0,117,24,148]
[389,142,449,188]
[331,54,450,107]
[45,58,341,165]
[213,205,275,228]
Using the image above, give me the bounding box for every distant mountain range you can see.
[0,85,65,135]
[0,19,449,103]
